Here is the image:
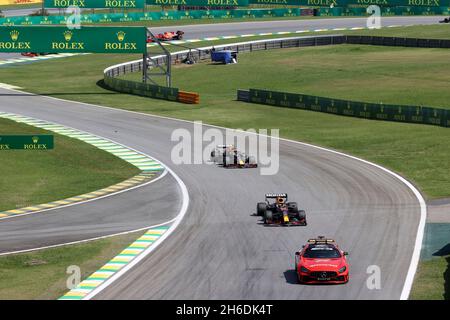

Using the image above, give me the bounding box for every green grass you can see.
[0,25,450,199]
[410,256,450,300]
[0,118,140,211]
[0,230,145,300]
[140,44,450,108]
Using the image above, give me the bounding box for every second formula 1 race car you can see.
[21,52,57,57]
[256,193,307,226]
[147,31,185,43]
[210,145,257,169]
[439,17,450,23]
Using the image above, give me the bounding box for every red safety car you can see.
[295,236,349,284]
[147,31,185,43]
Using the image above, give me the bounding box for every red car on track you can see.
[146,31,185,43]
[294,236,349,284]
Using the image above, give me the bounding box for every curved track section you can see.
[0,170,182,255]
[0,87,422,299]
[154,16,444,40]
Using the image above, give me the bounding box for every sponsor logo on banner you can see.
[45,0,142,7]
[104,30,138,51]
[0,30,31,50]
[51,30,85,50]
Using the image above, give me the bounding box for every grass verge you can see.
[0,117,140,211]
[0,230,145,300]
[410,256,450,300]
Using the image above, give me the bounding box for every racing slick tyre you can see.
[264,210,273,224]
[257,202,266,216]
[299,210,307,225]
[224,155,234,167]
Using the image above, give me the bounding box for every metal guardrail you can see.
[104,34,449,104]
[104,35,347,80]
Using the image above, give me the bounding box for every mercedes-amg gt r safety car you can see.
[295,236,349,284]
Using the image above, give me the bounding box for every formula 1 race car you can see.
[210,145,257,169]
[439,17,450,23]
[21,52,57,57]
[295,236,349,284]
[256,193,306,226]
[147,31,185,43]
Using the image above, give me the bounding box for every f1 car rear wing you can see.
[265,193,287,199]
[307,236,335,244]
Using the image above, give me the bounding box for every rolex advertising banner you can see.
[248,89,449,128]
[249,0,449,6]
[0,6,448,26]
[0,26,147,53]
[316,5,448,15]
[0,9,300,26]
[145,0,249,6]
[0,135,54,150]
[43,0,145,8]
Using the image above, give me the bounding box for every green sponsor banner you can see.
[44,0,145,8]
[0,6,447,26]
[0,135,54,150]
[250,0,449,6]
[249,89,449,128]
[104,76,179,101]
[0,26,146,53]
[146,0,249,6]
[316,5,448,15]
[0,8,304,26]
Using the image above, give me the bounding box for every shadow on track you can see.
[444,256,449,300]
[432,242,450,300]
[283,270,298,285]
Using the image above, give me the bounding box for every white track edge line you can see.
[0,216,175,257]
[83,145,190,300]
[0,170,166,222]
[0,112,190,299]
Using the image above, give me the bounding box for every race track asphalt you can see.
[0,87,422,299]
[0,169,180,254]
[150,16,445,39]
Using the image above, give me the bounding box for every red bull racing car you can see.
[256,193,306,226]
[147,30,185,43]
[295,236,349,284]
[210,145,257,169]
